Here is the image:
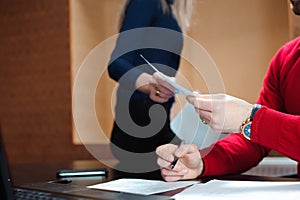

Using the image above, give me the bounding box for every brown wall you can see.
[0,0,93,164]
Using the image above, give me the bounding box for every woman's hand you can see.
[156,143,203,182]
[187,93,253,133]
[135,72,175,103]
[149,72,176,103]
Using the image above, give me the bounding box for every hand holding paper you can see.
[140,54,195,97]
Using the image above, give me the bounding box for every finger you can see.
[156,144,178,162]
[156,84,174,97]
[157,157,173,168]
[153,72,175,91]
[161,173,184,182]
[161,166,187,182]
[158,93,173,100]
[153,85,173,99]
[149,82,172,101]
[186,95,195,104]
[149,85,169,103]
[174,144,198,158]
[150,94,169,103]
[186,95,206,109]
[194,108,212,121]
[156,144,184,170]
[194,98,211,110]
[152,72,164,82]
[163,176,183,182]
[199,118,210,125]
[161,166,188,176]
[192,96,214,111]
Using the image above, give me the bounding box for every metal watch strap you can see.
[240,104,262,140]
[250,104,262,121]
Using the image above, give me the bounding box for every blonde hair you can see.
[118,0,193,31]
[171,0,193,31]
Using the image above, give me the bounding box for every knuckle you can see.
[190,144,198,151]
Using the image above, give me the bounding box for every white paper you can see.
[164,77,195,97]
[140,54,195,96]
[87,178,198,195]
[171,103,226,148]
[173,179,300,200]
[243,157,298,177]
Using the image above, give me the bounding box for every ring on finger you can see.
[155,90,160,97]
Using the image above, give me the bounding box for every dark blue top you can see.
[108,0,183,95]
[108,0,183,155]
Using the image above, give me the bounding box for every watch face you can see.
[242,122,252,140]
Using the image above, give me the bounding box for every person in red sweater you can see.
[155,0,300,181]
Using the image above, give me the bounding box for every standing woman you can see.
[108,0,193,174]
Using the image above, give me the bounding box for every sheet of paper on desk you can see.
[173,180,300,200]
[87,178,198,195]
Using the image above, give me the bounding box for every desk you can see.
[10,159,165,186]
[10,159,300,197]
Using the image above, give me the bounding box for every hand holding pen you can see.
[156,142,204,182]
[170,140,185,169]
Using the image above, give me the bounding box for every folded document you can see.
[88,178,198,195]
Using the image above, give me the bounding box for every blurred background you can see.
[0,0,299,164]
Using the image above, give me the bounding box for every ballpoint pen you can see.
[170,140,185,169]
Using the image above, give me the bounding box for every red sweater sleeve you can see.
[200,134,269,176]
[200,37,300,177]
[252,37,300,161]
[251,106,300,161]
